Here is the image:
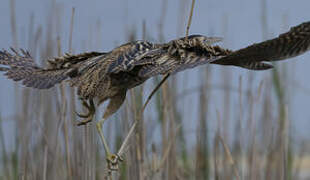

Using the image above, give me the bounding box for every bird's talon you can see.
[76,119,92,126]
[75,111,90,118]
[75,99,96,126]
[76,113,94,126]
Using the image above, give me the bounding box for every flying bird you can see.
[1,21,310,170]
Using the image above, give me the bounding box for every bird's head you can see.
[164,35,223,57]
[174,34,223,48]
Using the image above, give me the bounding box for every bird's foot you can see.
[76,99,96,126]
[106,153,124,171]
[76,113,94,126]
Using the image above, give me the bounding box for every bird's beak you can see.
[203,37,223,45]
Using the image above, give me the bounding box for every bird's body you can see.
[1,21,310,119]
[1,22,310,112]
[1,21,310,170]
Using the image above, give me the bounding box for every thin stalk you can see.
[142,0,196,112]
[185,0,195,38]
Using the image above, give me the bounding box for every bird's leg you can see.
[76,99,96,126]
[96,93,126,171]
[96,118,123,171]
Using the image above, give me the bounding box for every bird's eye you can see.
[202,39,209,45]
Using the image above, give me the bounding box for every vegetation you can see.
[0,0,309,179]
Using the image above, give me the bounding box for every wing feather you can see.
[106,41,155,73]
[213,21,310,66]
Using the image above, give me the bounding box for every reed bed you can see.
[0,0,309,179]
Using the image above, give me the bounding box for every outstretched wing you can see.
[0,49,104,89]
[0,49,70,89]
[135,37,230,78]
[213,21,310,68]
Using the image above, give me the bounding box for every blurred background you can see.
[0,0,310,179]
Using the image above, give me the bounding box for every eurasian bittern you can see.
[1,21,310,170]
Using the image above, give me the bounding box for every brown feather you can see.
[1,21,310,117]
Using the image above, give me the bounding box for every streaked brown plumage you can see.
[1,21,310,170]
[1,21,310,121]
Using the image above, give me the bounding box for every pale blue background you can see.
[0,0,310,147]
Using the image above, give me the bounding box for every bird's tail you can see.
[0,48,74,89]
